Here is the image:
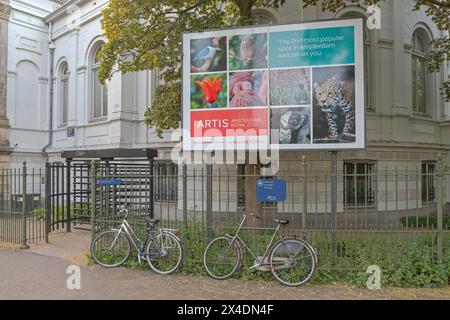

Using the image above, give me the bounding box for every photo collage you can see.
[189,26,357,147]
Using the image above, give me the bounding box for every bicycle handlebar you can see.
[118,205,129,217]
[239,208,261,220]
[248,212,261,220]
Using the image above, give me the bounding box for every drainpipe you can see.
[300,0,304,21]
[42,22,54,162]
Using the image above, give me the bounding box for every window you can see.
[91,46,108,119]
[344,162,376,207]
[421,162,436,203]
[154,163,178,203]
[411,30,429,114]
[60,62,69,125]
[253,9,278,25]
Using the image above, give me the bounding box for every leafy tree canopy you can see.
[99,0,449,137]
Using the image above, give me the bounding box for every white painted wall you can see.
[7,0,51,159]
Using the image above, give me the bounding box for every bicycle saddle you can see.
[147,218,160,226]
[274,219,289,225]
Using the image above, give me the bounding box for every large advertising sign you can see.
[183,19,365,151]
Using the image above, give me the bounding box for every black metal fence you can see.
[88,158,449,274]
[0,163,47,246]
[1,157,448,279]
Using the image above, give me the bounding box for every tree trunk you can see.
[235,0,261,227]
[244,154,262,229]
[235,0,255,25]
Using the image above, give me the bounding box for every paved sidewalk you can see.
[0,230,449,300]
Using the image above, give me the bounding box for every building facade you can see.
[1,0,449,216]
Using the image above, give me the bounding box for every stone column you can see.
[0,0,11,169]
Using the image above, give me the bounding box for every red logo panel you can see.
[190,108,268,138]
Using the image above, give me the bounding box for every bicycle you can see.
[90,205,183,275]
[203,210,317,286]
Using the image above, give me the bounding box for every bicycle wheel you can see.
[203,237,242,280]
[90,230,131,268]
[269,238,316,287]
[146,232,183,275]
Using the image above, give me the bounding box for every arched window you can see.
[59,62,69,125]
[253,9,278,25]
[91,45,108,119]
[341,12,371,110]
[411,29,429,114]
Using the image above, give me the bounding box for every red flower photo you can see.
[190,73,227,109]
[196,76,222,104]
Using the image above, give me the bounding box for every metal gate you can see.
[0,164,47,247]
[47,148,158,236]
[46,161,92,232]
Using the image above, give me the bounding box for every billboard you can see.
[182,19,365,151]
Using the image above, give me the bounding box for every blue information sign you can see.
[256,179,287,202]
[97,178,123,186]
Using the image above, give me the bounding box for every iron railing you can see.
[0,163,47,246]
[1,158,448,275]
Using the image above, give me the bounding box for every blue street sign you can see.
[67,127,75,137]
[97,178,123,186]
[256,179,287,202]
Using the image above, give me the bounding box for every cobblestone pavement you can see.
[0,230,449,300]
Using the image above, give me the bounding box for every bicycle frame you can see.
[111,217,161,264]
[225,214,284,269]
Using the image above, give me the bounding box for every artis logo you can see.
[367,5,381,30]
[366,265,381,290]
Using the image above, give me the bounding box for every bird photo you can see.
[190,37,227,73]
[229,33,267,70]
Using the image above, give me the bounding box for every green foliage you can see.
[399,213,450,229]
[32,203,91,221]
[32,207,46,220]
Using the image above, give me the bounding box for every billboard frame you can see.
[182,17,366,152]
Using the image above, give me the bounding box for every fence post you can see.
[330,151,338,256]
[437,154,443,263]
[302,155,307,229]
[20,161,29,249]
[206,163,213,241]
[149,158,154,219]
[66,159,71,232]
[183,164,187,231]
[90,160,97,240]
[45,162,50,243]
